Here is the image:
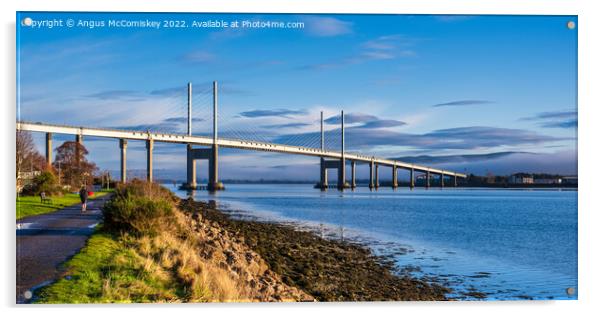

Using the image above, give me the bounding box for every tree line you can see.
[16,130,98,195]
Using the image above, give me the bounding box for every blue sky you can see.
[17,12,577,181]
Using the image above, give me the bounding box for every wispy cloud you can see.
[239,109,308,118]
[274,126,568,151]
[324,112,406,129]
[164,117,204,123]
[325,113,378,124]
[520,109,577,129]
[111,117,203,133]
[151,82,252,97]
[358,119,406,129]
[520,110,576,121]
[181,51,216,64]
[432,100,494,107]
[540,119,577,129]
[298,34,416,71]
[302,16,353,37]
[84,90,147,101]
[359,34,416,60]
[261,122,311,129]
[392,151,533,164]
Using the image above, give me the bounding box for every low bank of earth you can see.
[36,195,450,302]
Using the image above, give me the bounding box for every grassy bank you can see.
[36,232,178,303]
[36,181,310,303]
[36,180,449,303]
[16,191,110,220]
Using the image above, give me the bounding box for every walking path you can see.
[16,195,111,303]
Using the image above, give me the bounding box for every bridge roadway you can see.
[17,120,467,179]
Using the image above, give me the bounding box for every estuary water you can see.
[170,184,577,300]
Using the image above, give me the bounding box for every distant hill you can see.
[391,151,533,164]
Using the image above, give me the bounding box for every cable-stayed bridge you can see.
[17,81,466,191]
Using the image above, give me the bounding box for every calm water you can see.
[170,184,577,300]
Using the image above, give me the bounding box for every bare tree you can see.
[16,130,46,179]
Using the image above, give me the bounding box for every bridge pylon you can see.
[337,110,347,190]
[183,81,224,191]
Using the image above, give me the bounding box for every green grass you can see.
[16,191,110,220]
[35,233,177,303]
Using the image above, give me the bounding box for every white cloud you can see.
[181,51,216,63]
[302,16,353,37]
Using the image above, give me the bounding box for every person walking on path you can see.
[79,186,88,213]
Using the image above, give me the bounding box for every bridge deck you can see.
[17,121,467,178]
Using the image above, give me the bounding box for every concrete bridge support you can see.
[146,139,154,182]
[392,166,398,189]
[350,161,356,189]
[319,158,328,189]
[337,110,346,191]
[317,110,348,191]
[120,139,127,184]
[426,171,431,189]
[369,161,375,190]
[75,134,83,168]
[374,163,380,189]
[410,168,415,189]
[454,175,458,187]
[318,159,346,190]
[208,144,224,191]
[45,132,52,168]
[185,146,224,191]
[186,144,197,188]
[440,173,445,188]
[337,158,346,190]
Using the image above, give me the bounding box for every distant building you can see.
[533,178,562,185]
[533,178,562,184]
[562,176,578,185]
[509,173,534,184]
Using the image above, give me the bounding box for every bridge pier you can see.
[75,134,83,168]
[440,173,445,188]
[454,175,458,187]
[186,144,197,188]
[318,158,328,189]
[374,163,380,189]
[45,132,52,169]
[410,168,415,189]
[317,159,346,190]
[350,161,356,189]
[120,139,127,184]
[184,146,224,191]
[337,159,346,190]
[426,170,430,189]
[208,144,224,191]
[392,165,398,189]
[337,110,347,191]
[369,161,375,190]
[146,139,153,182]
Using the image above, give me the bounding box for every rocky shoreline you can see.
[180,198,451,301]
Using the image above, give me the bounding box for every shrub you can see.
[21,170,63,196]
[103,180,178,236]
